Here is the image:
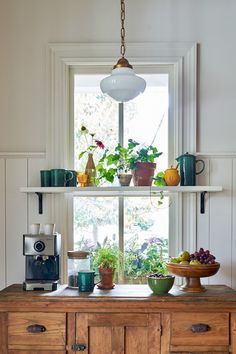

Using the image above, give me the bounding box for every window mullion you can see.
[118,196,124,281]
[118,102,124,281]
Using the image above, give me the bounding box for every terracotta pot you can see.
[97,267,115,290]
[132,162,156,186]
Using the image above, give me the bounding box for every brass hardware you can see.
[113,0,133,69]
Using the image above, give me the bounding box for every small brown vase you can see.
[97,267,115,290]
[132,162,156,186]
[85,153,96,186]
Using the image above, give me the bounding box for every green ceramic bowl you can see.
[147,275,175,295]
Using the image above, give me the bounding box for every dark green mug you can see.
[66,170,77,187]
[40,170,51,187]
[78,271,96,292]
[51,169,73,187]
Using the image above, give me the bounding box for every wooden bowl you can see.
[166,262,220,293]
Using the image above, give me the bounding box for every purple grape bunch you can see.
[189,248,216,264]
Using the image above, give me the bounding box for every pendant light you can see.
[100,0,146,102]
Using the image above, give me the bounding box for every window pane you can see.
[124,74,169,172]
[124,197,169,278]
[73,197,119,250]
[74,74,118,171]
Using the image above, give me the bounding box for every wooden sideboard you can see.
[0,284,236,353]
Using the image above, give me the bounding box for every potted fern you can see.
[93,246,118,289]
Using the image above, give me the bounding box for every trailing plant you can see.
[96,143,133,183]
[96,139,163,183]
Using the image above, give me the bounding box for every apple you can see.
[178,250,190,262]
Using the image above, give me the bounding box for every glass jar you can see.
[67,251,90,288]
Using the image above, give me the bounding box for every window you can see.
[71,70,172,279]
[47,42,197,282]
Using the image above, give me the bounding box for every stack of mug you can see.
[40,169,77,187]
[29,223,56,235]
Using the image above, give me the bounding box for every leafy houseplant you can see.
[97,143,134,186]
[97,139,163,186]
[93,247,118,289]
[128,139,163,186]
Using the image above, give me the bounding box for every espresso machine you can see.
[23,233,61,291]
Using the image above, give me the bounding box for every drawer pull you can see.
[191,323,210,333]
[26,324,46,333]
[72,343,87,351]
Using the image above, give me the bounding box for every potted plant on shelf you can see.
[93,246,118,289]
[128,139,163,186]
[97,139,163,187]
[97,143,134,186]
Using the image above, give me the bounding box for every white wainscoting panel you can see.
[197,156,233,287]
[208,158,232,286]
[0,159,6,289]
[6,159,27,286]
[28,158,51,229]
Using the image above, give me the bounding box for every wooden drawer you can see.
[171,312,229,347]
[8,312,66,350]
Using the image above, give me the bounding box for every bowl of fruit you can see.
[166,248,220,293]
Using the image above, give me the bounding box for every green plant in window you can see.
[124,235,169,278]
[96,139,163,184]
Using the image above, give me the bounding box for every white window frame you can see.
[46,42,197,282]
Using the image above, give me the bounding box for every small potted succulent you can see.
[93,246,118,289]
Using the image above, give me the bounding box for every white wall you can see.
[0,0,236,289]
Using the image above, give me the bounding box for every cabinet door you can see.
[75,313,161,354]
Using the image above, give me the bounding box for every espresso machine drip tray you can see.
[23,280,59,291]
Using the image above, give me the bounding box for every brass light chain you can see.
[120,0,126,57]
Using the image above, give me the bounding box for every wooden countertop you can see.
[0,284,236,313]
[0,284,236,302]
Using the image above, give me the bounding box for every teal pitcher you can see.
[176,152,205,186]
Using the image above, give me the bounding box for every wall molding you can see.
[197,152,236,158]
[0,152,46,158]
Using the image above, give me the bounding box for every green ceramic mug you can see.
[40,170,51,187]
[78,271,96,292]
[66,170,77,187]
[51,169,73,187]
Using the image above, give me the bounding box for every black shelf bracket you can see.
[200,191,207,214]
[35,192,43,214]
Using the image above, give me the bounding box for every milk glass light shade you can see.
[100,0,146,102]
[100,67,146,102]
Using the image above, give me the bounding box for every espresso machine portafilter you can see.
[23,233,61,291]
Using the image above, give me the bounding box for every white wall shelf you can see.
[20,185,222,215]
